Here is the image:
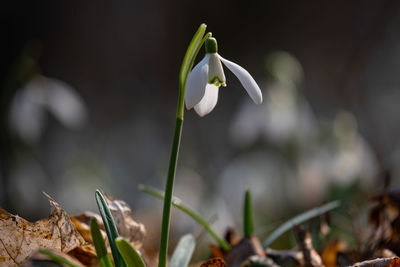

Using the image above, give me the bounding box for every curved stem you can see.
[177,31,212,120]
[158,24,209,267]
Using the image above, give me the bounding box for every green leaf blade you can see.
[90,217,113,267]
[169,234,196,267]
[116,237,146,267]
[39,249,82,267]
[95,190,126,267]
[262,200,341,248]
[139,184,230,251]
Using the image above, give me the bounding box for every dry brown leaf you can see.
[241,255,279,267]
[224,227,241,247]
[224,236,265,267]
[266,248,304,265]
[70,212,107,266]
[295,226,325,267]
[104,193,146,249]
[351,257,400,267]
[72,211,107,247]
[210,244,224,258]
[200,257,227,267]
[73,211,103,226]
[71,216,93,244]
[68,244,98,267]
[366,188,400,256]
[390,258,400,267]
[0,192,85,266]
[373,249,397,259]
[209,228,240,260]
[389,257,400,267]
[321,239,347,267]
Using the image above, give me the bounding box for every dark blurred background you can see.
[2,0,400,254]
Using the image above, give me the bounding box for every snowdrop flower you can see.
[185,37,263,116]
[10,75,87,144]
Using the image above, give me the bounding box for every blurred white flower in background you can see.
[9,75,88,144]
[330,111,377,186]
[6,74,90,215]
[230,51,317,147]
[226,51,378,209]
[217,151,286,219]
[230,81,317,147]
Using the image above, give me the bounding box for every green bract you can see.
[205,37,218,54]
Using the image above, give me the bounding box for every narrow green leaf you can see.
[116,237,146,267]
[39,249,81,267]
[169,234,196,267]
[262,200,341,248]
[243,189,254,237]
[90,217,113,267]
[139,184,230,251]
[95,190,126,267]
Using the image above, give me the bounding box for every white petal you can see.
[207,53,226,86]
[185,55,209,109]
[9,83,46,143]
[194,84,219,117]
[44,77,88,128]
[219,55,263,104]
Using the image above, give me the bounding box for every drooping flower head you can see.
[185,37,263,116]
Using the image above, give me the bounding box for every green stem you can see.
[158,24,210,267]
[177,31,212,120]
[158,117,183,267]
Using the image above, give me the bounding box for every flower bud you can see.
[205,37,218,54]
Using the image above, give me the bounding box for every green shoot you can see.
[90,217,113,267]
[116,237,146,267]
[95,190,126,267]
[243,189,254,237]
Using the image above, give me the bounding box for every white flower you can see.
[185,37,263,117]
